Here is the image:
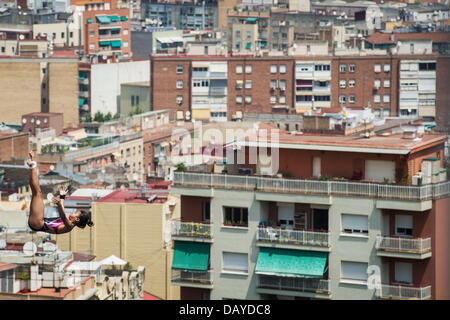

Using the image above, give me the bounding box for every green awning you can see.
[110,40,122,48]
[109,15,120,22]
[120,16,127,21]
[79,98,85,106]
[96,15,111,24]
[87,18,93,24]
[255,248,327,278]
[236,41,240,46]
[260,41,266,48]
[246,17,258,22]
[99,41,110,46]
[246,42,251,49]
[111,28,121,32]
[172,241,210,271]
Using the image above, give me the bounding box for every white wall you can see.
[91,60,150,116]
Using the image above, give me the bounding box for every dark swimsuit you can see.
[28,218,64,234]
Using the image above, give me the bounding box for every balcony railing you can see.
[376,236,431,254]
[258,275,331,295]
[173,172,450,201]
[378,284,431,300]
[257,226,330,247]
[64,141,119,161]
[171,221,212,239]
[171,269,213,285]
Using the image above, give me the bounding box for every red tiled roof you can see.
[143,291,161,300]
[366,32,450,44]
[51,50,79,58]
[0,262,17,272]
[96,188,168,203]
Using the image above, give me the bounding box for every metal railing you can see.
[171,269,213,285]
[258,275,330,294]
[173,172,450,201]
[171,221,212,238]
[376,236,431,254]
[65,141,119,161]
[378,284,431,300]
[257,227,330,247]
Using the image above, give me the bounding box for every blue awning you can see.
[110,40,122,48]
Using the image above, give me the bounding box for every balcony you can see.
[173,172,450,202]
[257,275,331,299]
[171,269,213,289]
[257,226,330,252]
[171,221,213,243]
[375,235,432,259]
[79,78,89,85]
[377,284,431,300]
[79,91,89,98]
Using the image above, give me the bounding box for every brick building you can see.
[21,112,64,136]
[0,132,30,163]
[150,49,448,130]
[80,0,131,59]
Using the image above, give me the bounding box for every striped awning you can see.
[96,16,111,24]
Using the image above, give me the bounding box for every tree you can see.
[104,112,113,122]
[123,262,133,272]
[175,163,187,172]
[94,111,104,122]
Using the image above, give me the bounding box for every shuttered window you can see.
[341,214,368,235]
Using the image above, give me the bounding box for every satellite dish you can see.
[19,34,25,40]
[49,165,55,171]
[43,242,57,253]
[23,242,37,256]
[22,118,27,124]
[0,239,6,249]
[47,193,54,202]
[103,55,107,60]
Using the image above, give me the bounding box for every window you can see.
[279,80,286,91]
[235,30,241,38]
[223,207,248,227]
[90,31,94,37]
[123,29,128,35]
[123,41,129,48]
[245,65,252,74]
[176,80,183,89]
[394,262,412,285]
[339,95,346,103]
[374,63,381,73]
[89,43,95,49]
[315,64,331,71]
[203,201,210,222]
[383,94,390,103]
[42,98,46,105]
[235,80,243,89]
[339,79,346,88]
[245,80,252,89]
[236,65,243,74]
[42,68,46,74]
[247,31,251,39]
[349,64,356,72]
[341,214,368,235]
[395,215,412,236]
[270,64,277,73]
[176,96,183,105]
[236,95,243,104]
[279,95,286,104]
[61,32,65,38]
[131,95,135,107]
[374,94,381,103]
[270,96,276,104]
[384,63,390,72]
[69,32,73,38]
[272,32,278,39]
[222,252,248,274]
[176,65,183,73]
[270,80,278,89]
[384,79,390,88]
[340,64,346,72]
[280,64,286,73]
[341,261,369,283]
[349,79,355,87]
[419,62,436,71]
[245,95,252,104]
[349,94,355,103]
[1,47,4,53]
[374,79,381,88]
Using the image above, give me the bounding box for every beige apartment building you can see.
[0,58,80,127]
[54,189,181,300]
[119,132,144,182]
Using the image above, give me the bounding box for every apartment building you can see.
[80,0,131,58]
[21,112,64,136]
[141,0,237,30]
[119,131,144,182]
[227,12,270,53]
[0,57,79,127]
[169,124,450,300]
